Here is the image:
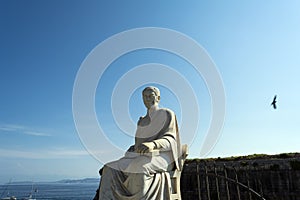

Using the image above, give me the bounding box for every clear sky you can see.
[0,1,300,183]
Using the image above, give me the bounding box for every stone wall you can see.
[181,153,300,200]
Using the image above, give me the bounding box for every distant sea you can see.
[0,182,99,200]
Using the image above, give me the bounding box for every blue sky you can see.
[0,1,300,183]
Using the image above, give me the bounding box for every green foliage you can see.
[279,153,290,158]
[186,152,300,162]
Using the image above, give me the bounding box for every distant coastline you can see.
[3,178,99,185]
[55,178,99,184]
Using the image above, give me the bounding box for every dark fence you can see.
[181,157,300,200]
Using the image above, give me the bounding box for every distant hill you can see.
[6,178,99,185]
[187,152,300,162]
[55,178,99,184]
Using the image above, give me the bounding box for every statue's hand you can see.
[136,142,155,154]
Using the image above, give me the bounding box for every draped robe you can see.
[97,105,181,200]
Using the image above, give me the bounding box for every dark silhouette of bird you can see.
[271,95,277,109]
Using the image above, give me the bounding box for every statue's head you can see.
[142,86,160,109]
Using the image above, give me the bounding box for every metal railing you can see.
[183,161,266,200]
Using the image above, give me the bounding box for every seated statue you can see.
[94,86,182,200]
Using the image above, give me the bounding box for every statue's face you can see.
[142,89,160,109]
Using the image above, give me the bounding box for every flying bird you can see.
[271,95,277,109]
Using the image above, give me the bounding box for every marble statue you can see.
[94,86,182,200]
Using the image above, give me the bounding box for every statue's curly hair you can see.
[142,86,160,97]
